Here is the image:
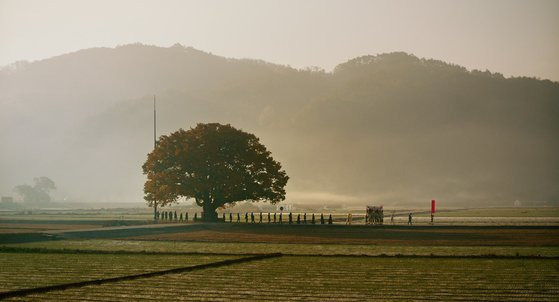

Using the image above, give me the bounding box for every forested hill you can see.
[1,44,557,206]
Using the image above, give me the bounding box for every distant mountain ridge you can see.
[1,43,557,206]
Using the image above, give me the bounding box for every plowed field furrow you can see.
[7,256,557,301]
[0,253,237,292]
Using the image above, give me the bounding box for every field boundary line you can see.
[0,253,282,300]
[0,246,248,256]
[1,247,557,259]
[281,253,559,259]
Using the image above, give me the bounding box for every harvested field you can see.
[6,256,558,301]
[420,207,559,217]
[0,223,99,234]
[123,224,559,246]
[1,215,558,301]
[0,252,237,293]
[4,223,558,245]
[5,239,559,257]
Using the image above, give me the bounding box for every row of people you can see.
[156,210,415,225]
[225,212,334,225]
[156,211,196,221]
[155,210,335,224]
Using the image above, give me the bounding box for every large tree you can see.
[142,123,289,221]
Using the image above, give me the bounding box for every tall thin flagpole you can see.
[153,95,157,221]
[154,95,157,148]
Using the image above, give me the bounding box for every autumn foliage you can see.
[142,123,288,221]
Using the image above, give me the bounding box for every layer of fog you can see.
[1,44,557,208]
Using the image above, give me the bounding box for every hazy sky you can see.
[1,0,558,81]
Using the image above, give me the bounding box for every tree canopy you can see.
[14,177,56,204]
[142,123,288,221]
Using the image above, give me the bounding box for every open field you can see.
[1,206,558,225]
[5,239,559,257]
[1,208,558,301]
[0,223,101,234]
[0,252,236,293]
[119,224,559,246]
[4,255,558,301]
[0,208,153,221]
[417,207,559,217]
[3,222,559,246]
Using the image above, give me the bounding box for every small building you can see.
[1,196,14,203]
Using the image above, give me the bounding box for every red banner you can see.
[431,200,436,213]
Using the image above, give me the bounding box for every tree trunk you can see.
[202,202,218,222]
[153,204,158,221]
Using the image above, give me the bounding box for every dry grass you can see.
[0,223,99,234]
[0,252,237,293]
[10,256,559,301]
[124,224,559,246]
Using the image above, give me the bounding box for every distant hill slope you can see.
[1,44,557,206]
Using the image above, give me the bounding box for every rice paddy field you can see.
[0,252,237,293]
[4,238,559,257]
[2,255,558,301]
[1,207,558,301]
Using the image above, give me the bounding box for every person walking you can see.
[250,212,255,223]
[346,213,353,225]
[408,213,413,225]
[259,212,263,223]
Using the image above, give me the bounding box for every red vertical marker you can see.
[431,200,436,214]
